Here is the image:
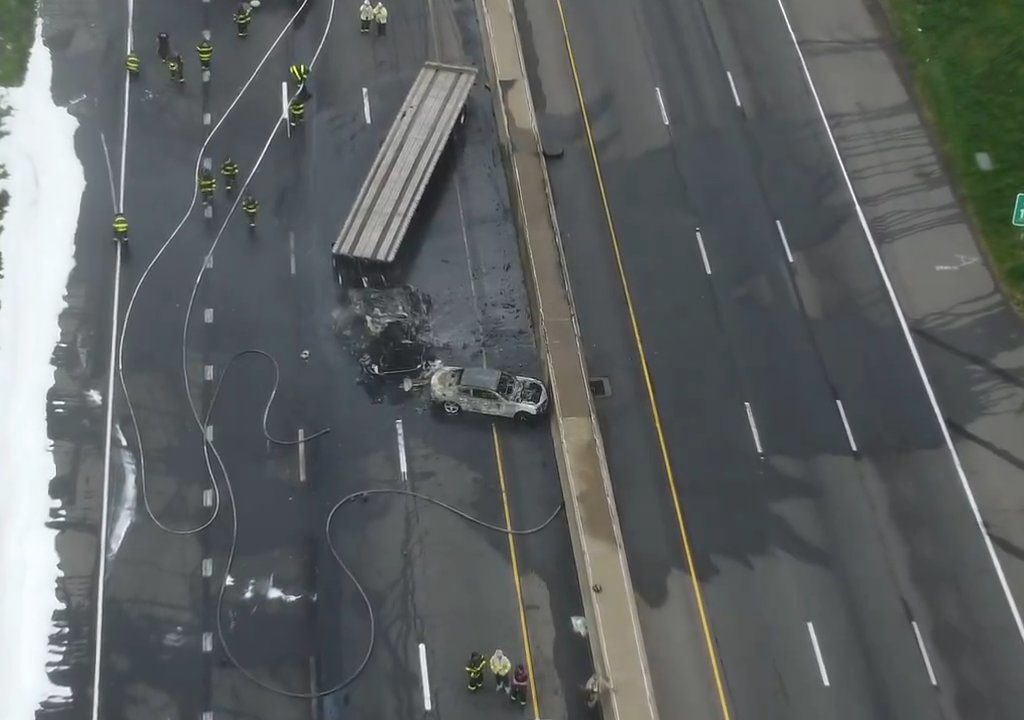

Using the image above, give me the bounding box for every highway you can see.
[41,0,592,717]
[514,0,1024,718]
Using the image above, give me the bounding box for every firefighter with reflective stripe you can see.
[157,32,171,63]
[289,63,309,86]
[465,652,485,691]
[112,213,129,243]
[167,53,184,83]
[359,0,373,32]
[510,664,529,707]
[199,170,216,204]
[373,1,388,35]
[125,52,141,76]
[220,157,239,193]
[196,39,213,70]
[242,194,260,228]
[234,4,253,37]
[289,98,305,127]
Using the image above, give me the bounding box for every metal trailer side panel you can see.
[333,62,478,263]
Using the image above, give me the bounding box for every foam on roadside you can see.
[0,21,85,715]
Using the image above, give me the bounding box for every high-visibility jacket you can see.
[197,42,213,63]
[466,657,485,677]
[234,8,252,25]
[290,101,305,119]
[113,214,129,234]
[199,176,216,192]
[242,198,260,215]
[290,64,309,83]
[167,57,181,72]
[359,2,374,21]
[221,161,239,178]
[489,653,511,678]
[374,3,388,24]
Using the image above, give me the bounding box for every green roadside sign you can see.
[1014,193,1024,227]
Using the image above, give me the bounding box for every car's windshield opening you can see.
[497,372,516,396]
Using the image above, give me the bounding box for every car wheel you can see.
[514,411,532,423]
[443,401,462,416]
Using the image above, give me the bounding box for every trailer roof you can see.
[332,62,478,263]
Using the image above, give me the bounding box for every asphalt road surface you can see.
[515,0,1024,718]
[39,0,592,717]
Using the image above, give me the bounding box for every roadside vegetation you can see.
[887,1,1024,306]
[0,0,39,271]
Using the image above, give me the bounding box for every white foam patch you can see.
[0,21,86,714]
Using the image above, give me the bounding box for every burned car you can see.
[430,366,548,421]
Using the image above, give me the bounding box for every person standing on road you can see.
[220,157,239,193]
[234,4,253,37]
[199,170,216,204]
[112,213,129,243]
[157,31,171,63]
[465,651,486,691]
[373,1,388,35]
[359,0,373,33]
[125,52,141,77]
[242,194,260,228]
[167,53,185,83]
[510,664,529,707]
[196,39,214,71]
[490,649,512,695]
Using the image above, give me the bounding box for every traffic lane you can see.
[614,0,1024,715]
[520,0,958,716]
[693,0,1024,711]
[512,3,730,717]
[496,423,598,720]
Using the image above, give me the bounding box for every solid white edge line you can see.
[726,70,742,108]
[911,621,938,687]
[282,81,290,138]
[775,0,1024,642]
[655,86,669,125]
[93,0,135,711]
[695,228,712,275]
[835,398,857,453]
[418,642,432,710]
[298,428,307,484]
[806,621,830,687]
[396,419,408,483]
[363,86,371,124]
[744,401,763,455]
[775,219,794,264]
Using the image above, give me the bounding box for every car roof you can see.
[459,367,502,391]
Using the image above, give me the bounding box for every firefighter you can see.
[234,4,253,37]
[465,652,486,691]
[242,194,260,228]
[157,31,171,63]
[510,664,529,707]
[359,0,373,32]
[125,52,141,76]
[490,649,512,695]
[196,39,214,70]
[220,156,239,193]
[112,213,129,243]
[199,170,216,204]
[167,53,184,83]
[373,1,388,35]
[289,97,306,127]
[289,63,309,87]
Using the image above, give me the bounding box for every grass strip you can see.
[886,0,1024,305]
